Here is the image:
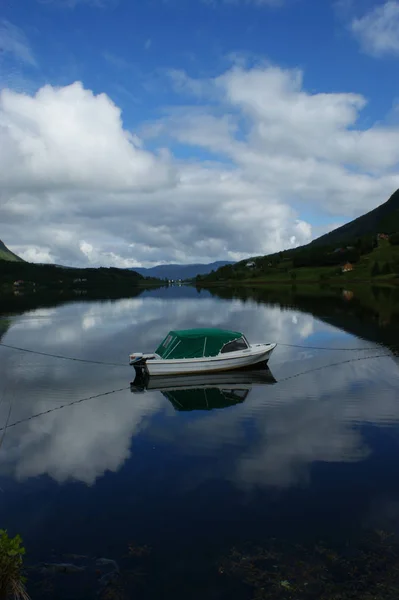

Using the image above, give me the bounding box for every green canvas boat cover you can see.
[155,328,244,359]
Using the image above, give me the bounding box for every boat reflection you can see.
[130,365,277,411]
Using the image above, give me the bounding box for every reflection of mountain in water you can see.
[0,287,147,316]
[131,367,276,411]
[208,285,399,355]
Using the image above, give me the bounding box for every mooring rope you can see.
[0,342,129,367]
[0,340,387,368]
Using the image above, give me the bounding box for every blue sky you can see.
[1,0,399,267]
[4,0,397,122]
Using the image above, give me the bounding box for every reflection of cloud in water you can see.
[148,353,399,490]
[0,391,162,485]
[82,315,101,331]
[3,295,324,367]
[298,320,314,339]
[0,293,394,490]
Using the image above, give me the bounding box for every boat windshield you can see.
[220,337,248,354]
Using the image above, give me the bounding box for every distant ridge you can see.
[130,261,235,280]
[0,240,24,262]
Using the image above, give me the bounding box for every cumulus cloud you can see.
[351,1,399,56]
[2,62,399,267]
[0,20,37,66]
[0,82,174,193]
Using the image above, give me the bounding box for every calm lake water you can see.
[1,285,399,599]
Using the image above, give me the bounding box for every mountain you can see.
[130,261,235,280]
[0,240,23,262]
[309,189,399,247]
[197,189,399,283]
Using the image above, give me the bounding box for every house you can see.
[342,262,354,273]
[13,280,24,287]
[377,233,390,242]
[342,289,354,301]
[246,261,256,268]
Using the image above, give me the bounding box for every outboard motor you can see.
[130,368,149,393]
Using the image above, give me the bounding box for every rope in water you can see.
[277,343,383,352]
[277,352,392,382]
[0,352,393,432]
[0,386,131,432]
[0,342,129,367]
[0,340,387,367]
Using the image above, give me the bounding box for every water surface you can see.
[1,286,399,599]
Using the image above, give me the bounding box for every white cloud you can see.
[18,247,54,263]
[352,1,399,56]
[215,65,399,171]
[0,82,174,193]
[0,20,37,67]
[2,62,399,267]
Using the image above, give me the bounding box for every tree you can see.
[0,530,29,600]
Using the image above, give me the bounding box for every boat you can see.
[129,328,276,376]
[130,367,277,411]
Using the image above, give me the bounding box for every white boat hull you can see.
[134,343,276,376]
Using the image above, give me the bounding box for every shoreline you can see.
[195,277,399,288]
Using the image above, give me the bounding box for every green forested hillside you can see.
[198,238,399,285]
[309,189,399,248]
[0,239,163,294]
[198,189,399,285]
[0,260,158,294]
[0,240,23,262]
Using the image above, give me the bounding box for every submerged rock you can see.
[64,554,89,561]
[98,570,120,589]
[39,562,86,574]
[96,558,120,573]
